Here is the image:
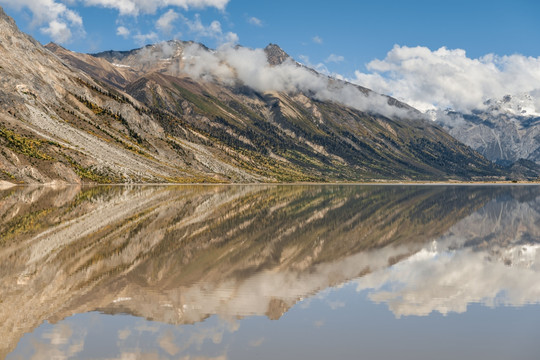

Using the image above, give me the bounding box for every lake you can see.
[1,184,539,359]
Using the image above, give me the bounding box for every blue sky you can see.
[1,0,538,76]
[2,0,540,112]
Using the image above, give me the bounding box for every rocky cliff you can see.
[434,94,540,178]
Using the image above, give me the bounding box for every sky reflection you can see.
[2,185,539,359]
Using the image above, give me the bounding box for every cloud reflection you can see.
[2,185,540,358]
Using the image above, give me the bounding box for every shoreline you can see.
[2,180,539,189]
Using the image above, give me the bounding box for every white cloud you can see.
[353,45,540,113]
[312,36,323,44]
[325,54,344,63]
[81,0,230,16]
[133,31,159,45]
[180,43,415,119]
[247,16,262,26]
[298,54,330,75]
[0,0,83,43]
[156,9,179,34]
[41,19,72,43]
[0,0,230,44]
[181,13,238,44]
[116,26,130,38]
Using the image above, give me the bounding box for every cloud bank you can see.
[353,45,540,113]
[180,43,415,119]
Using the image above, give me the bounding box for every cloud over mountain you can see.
[353,45,540,113]
[180,43,415,118]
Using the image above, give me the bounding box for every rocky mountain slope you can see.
[433,94,540,177]
[0,6,506,183]
[0,7,260,185]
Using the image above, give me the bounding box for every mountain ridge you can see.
[0,5,512,183]
[433,94,540,178]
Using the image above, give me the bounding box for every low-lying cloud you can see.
[353,45,540,113]
[180,43,416,119]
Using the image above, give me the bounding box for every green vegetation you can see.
[63,154,119,183]
[74,94,145,145]
[0,126,54,161]
[0,169,16,180]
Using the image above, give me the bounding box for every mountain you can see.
[433,94,540,178]
[0,8,242,185]
[0,6,505,184]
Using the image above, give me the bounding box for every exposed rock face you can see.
[1,5,505,183]
[434,95,540,177]
[264,43,291,66]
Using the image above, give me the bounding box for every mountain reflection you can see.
[1,185,539,357]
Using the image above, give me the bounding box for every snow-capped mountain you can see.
[433,93,540,176]
[485,93,540,117]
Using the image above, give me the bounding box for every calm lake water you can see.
[1,185,539,359]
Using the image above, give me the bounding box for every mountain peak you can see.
[0,5,17,30]
[44,42,68,54]
[484,93,540,117]
[264,43,290,66]
[44,42,63,50]
[0,5,8,20]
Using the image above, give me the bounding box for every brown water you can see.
[1,185,539,359]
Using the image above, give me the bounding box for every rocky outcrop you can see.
[434,94,540,178]
[264,43,291,66]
